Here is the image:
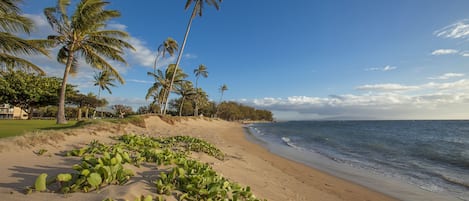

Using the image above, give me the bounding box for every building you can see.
[0,104,28,119]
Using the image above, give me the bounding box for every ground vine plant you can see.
[29,134,266,201]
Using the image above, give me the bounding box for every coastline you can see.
[244,122,466,201]
[0,116,397,201]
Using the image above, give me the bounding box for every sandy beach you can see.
[0,116,397,201]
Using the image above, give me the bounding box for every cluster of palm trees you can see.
[1,0,225,123]
[144,0,228,117]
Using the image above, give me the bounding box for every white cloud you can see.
[126,37,156,67]
[184,53,198,59]
[127,79,154,84]
[22,14,54,38]
[424,79,469,91]
[460,51,469,57]
[107,23,128,31]
[431,49,459,55]
[365,65,397,72]
[428,73,465,80]
[356,84,419,92]
[435,20,469,39]
[241,79,469,120]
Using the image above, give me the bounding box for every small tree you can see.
[0,70,75,119]
[112,104,133,118]
[193,64,208,116]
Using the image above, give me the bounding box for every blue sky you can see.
[18,0,469,120]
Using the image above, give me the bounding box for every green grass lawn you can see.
[0,119,78,138]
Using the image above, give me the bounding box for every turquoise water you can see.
[247,120,469,201]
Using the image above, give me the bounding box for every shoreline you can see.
[244,123,465,201]
[0,117,399,201]
[221,123,397,201]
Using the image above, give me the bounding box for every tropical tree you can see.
[218,83,228,103]
[193,64,208,116]
[68,92,106,120]
[0,0,49,74]
[174,80,196,116]
[216,83,227,117]
[0,70,76,119]
[44,0,134,124]
[94,70,116,98]
[146,64,187,114]
[92,70,115,118]
[152,37,178,74]
[111,104,133,118]
[146,69,167,113]
[163,0,222,115]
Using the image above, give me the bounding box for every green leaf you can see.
[87,173,102,188]
[115,153,123,164]
[177,167,186,177]
[34,173,47,192]
[143,195,153,201]
[81,169,90,176]
[56,173,72,182]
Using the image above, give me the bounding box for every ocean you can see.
[246,120,469,201]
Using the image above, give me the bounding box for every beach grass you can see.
[0,119,78,138]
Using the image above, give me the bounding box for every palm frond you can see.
[0,32,48,56]
[81,47,125,84]
[0,53,45,75]
[0,14,33,33]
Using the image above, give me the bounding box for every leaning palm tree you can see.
[0,0,49,74]
[193,64,208,116]
[152,37,178,74]
[174,80,196,116]
[163,0,222,115]
[44,0,134,124]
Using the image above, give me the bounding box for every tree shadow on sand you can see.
[0,154,80,193]
[0,165,74,192]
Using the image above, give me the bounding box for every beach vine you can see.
[29,134,265,201]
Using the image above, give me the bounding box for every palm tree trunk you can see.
[77,107,82,121]
[163,1,199,115]
[153,51,162,75]
[56,51,74,124]
[179,96,186,116]
[93,88,101,119]
[85,107,89,119]
[160,88,168,114]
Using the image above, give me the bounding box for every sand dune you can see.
[0,116,396,201]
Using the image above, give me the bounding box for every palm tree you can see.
[163,0,222,115]
[216,83,228,117]
[219,83,228,103]
[0,0,49,74]
[146,69,167,113]
[152,37,178,74]
[146,64,187,114]
[44,0,134,124]
[93,70,115,118]
[93,70,116,98]
[174,81,196,116]
[193,64,208,116]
